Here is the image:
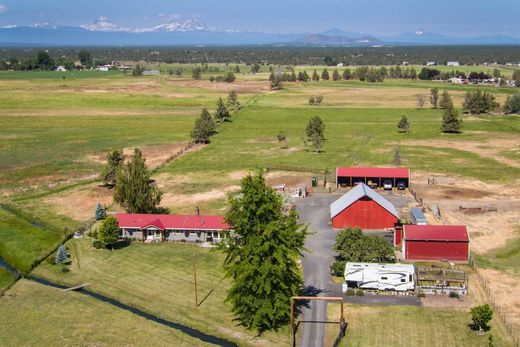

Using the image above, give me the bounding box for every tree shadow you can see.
[111,239,132,250]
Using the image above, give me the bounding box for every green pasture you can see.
[475,227,520,276]
[0,70,121,80]
[33,239,292,347]
[0,280,207,346]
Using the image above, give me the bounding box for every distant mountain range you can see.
[1,18,519,46]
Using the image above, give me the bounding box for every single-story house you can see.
[336,167,410,189]
[330,183,400,230]
[402,225,470,262]
[447,61,460,66]
[115,213,229,243]
[56,66,67,72]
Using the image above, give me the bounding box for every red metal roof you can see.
[404,225,469,242]
[337,167,410,179]
[115,213,229,231]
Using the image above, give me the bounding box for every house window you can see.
[213,231,219,238]
[381,277,388,280]
[401,279,406,283]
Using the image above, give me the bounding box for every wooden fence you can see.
[469,258,520,346]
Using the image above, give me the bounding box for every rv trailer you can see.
[410,207,428,225]
[343,262,415,292]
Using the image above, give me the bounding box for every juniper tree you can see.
[114,148,162,213]
[312,69,320,81]
[462,90,497,114]
[503,94,520,114]
[441,101,463,133]
[55,245,68,264]
[94,203,107,221]
[321,68,330,80]
[221,171,307,334]
[332,70,341,81]
[397,115,410,133]
[430,88,439,108]
[343,68,352,80]
[277,131,288,149]
[305,115,326,153]
[302,70,310,81]
[215,98,231,123]
[100,149,124,186]
[132,64,143,77]
[98,216,120,248]
[190,108,217,143]
[226,90,241,112]
[439,90,451,109]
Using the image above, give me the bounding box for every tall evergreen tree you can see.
[430,88,439,108]
[222,172,307,334]
[302,70,310,82]
[438,90,451,109]
[397,115,410,133]
[100,149,124,186]
[332,70,341,81]
[503,94,520,114]
[215,97,231,123]
[54,245,68,264]
[190,108,217,143]
[343,68,352,80]
[94,203,107,221]
[441,100,463,133]
[114,148,162,213]
[409,67,417,79]
[305,115,326,153]
[321,68,330,80]
[226,90,241,112]
[312,69,320,81]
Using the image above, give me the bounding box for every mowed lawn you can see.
[325,303,513,347]
[164,105,520,182]
[0,280,208,346]
[32,239,292,347]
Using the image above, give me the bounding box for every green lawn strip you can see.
[474,227,520,276]
[325,303,513,347]
[0,70,122,80]
[0,203,77,274]
[0,268,15,292]
[163,106,520,182]
[32,239,292,347]
[0,280,207,346]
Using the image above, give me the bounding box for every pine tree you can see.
[312,69,320,81]
[321,68,330,80]
[221,172,307,334]
[215,98,231,123]
[332,70,341,81]
[114,148,162,213]
[441,101,463,133]
[54,245,68,264]
[409,67,417,79]
[98,216,120,248]
[305,115,326,153]
[100,149,124,186]
[94,203,107,221]
[439,90,451,109]
[430,88,439,108]
[226,90,241,112]
[269,71,276,82]
[397,115,410,133]
[343,68,352,80]
[290,71,297,82]
[190,108,217,143]
[302,70,310,82]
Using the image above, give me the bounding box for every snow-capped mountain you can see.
[33,22,58,29]
[80,17,130,32]
[136,17,218,33]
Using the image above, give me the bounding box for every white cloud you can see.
[0,4,8,13]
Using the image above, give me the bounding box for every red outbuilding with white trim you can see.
[402,225,470,262]
[330,183,400,230]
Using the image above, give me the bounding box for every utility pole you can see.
[193,253,198,306]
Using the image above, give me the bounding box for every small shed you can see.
[402,225,470,262]
[330,183,399,230]
[336,167,410,189]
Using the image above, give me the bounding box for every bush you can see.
[470,304,493,331]
[356,289,365,296]
[92,239,105,249]
[330,260,346,276]
[449,291,460,299]
[61,266,70,273]
[346,288,355,296]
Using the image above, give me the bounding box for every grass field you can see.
[476,227,520,276]
[0,280,209,346]
[0,267,14,292]
[325,303,513,347]
[0,70,122,80]
[32,239,291,346]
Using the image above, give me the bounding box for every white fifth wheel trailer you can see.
[343,262,415,292]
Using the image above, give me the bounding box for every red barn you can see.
[330,183,400,230]
[403,225,470,262]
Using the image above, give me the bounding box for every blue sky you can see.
[0,0,519,37]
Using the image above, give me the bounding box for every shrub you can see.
[470,304,493,331]
[449,291,460,299]
[356,289,365,296]
[417,291,426,298]
[92,239,104,249]
[346,288,355,296]
[330,260,346,277]
[61,266,70,273]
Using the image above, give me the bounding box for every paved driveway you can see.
[295,192,420,347]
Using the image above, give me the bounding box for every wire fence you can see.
[469,258,520,346]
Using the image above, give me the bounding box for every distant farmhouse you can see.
[447,61,460,66]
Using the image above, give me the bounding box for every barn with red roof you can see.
[115,213,229,243]
[402,225,470,262]
[336,167,410,189]
[330,183,400,230]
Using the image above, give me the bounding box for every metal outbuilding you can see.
[330,183,400,230]
[402,225,470,262]
[336,167,410,189]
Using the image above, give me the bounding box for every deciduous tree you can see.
[470,304,493,332]
[430,88,439,108]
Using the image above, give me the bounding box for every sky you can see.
[0,0,519,37]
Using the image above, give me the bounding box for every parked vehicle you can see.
[397,181,406,190]
[410,207,428,225]
[342,262,415,292]
[367,180,378,189]
[383,179,393,190]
